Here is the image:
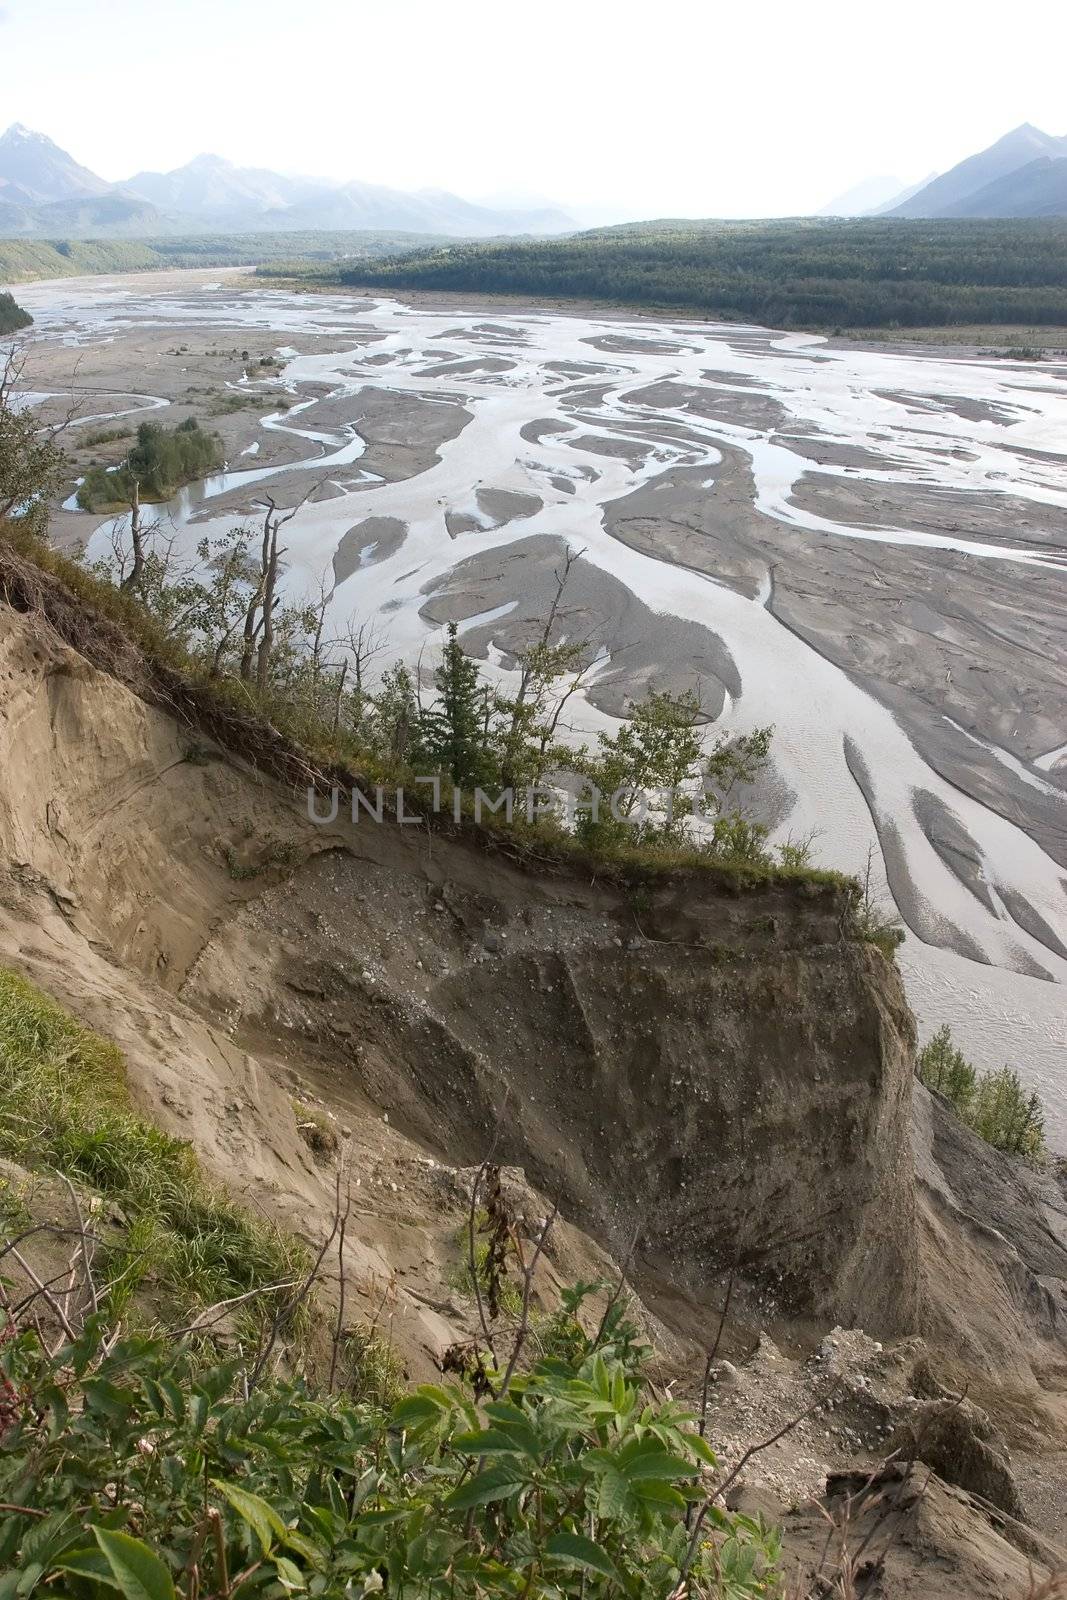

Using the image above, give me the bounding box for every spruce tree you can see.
[421,623,498,787]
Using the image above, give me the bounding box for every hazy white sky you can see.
[4,0,1067,217]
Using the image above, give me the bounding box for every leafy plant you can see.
[0,293,31,336]
[0,1304,782,1597]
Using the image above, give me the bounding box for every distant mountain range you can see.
[0,124,578,238]
[886,123,1067,218]
[6,119,1067,243]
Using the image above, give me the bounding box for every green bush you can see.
[917,1025,1045,1159]
[0,1300,782,1597]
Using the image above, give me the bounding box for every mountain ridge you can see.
[0,124,577,238]
[888,122,1067,217]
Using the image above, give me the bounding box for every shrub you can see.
[0,1300,782,1596]
[76,418,223,511]
[0,293,31,336]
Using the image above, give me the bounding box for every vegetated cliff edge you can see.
[0,558,915,1341]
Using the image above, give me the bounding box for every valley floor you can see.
[9,266,1067,1139]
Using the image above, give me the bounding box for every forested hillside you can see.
[304,217,1067,329]
[0,229,455,284]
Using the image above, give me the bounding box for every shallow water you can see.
[16,275,1067,1136]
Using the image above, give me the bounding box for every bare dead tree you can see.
[119,478,146,593]
[237,487,319,691]
[333,616,390,695]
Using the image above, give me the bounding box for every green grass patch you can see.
[0,966,308,1325]
[77,425,134,449]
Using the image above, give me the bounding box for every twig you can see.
[170,1281,300,1338]
[499,1204,559,1397]
[467,1160,497,1367]
[328,1163,352,1392]
[246,1204,341,1391]
[591,1214,644,1350]
[7,1248,75,1341]
[681,1399,825,1579]
[55,1170,99,1317]
[698,1265,736,1439]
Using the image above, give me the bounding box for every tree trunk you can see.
[120,480,144,593]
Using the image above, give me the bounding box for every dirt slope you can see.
[0,584,1065,1577]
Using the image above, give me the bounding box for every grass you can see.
[340,1320,406,1407]
[836,323,1067,349]
[0,966,309,1326]
[77,425,133,449]
[208,391,282,415]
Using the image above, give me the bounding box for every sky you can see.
[3,0,1067,219]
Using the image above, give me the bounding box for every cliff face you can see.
[183,848,918,1334]
[0,600,918,1336]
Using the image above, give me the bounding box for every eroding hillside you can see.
[0,569,1065,1582]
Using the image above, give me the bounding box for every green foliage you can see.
[0,1307,782,1598]
[916,1024,977,1105]
[0,367,63,534]
[76,419,223,511]
[918,1025,1046,1159]
[575,701,775,863]
[0,232,464,289]
[419,621,495,786]
[850,848,905,960]
[0,967,307,1325]
[316,217,1067,330]
[0,292,32,335]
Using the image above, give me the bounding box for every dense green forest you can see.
[77,417,223,510]
[0,229,456,284]
[301,218,1067,330]
[0,289,31,333]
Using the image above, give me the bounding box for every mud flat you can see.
[11,269,1067,1137]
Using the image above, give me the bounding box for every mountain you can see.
[122,157,576,235]
[0,126,576,237]
[869,173,938,215]
[817,175,910,216]
[937,155,1067,219]
[124,153,323,219]
[276,178,574,236]
[889,123,1067,217]
[0,122,111,204]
